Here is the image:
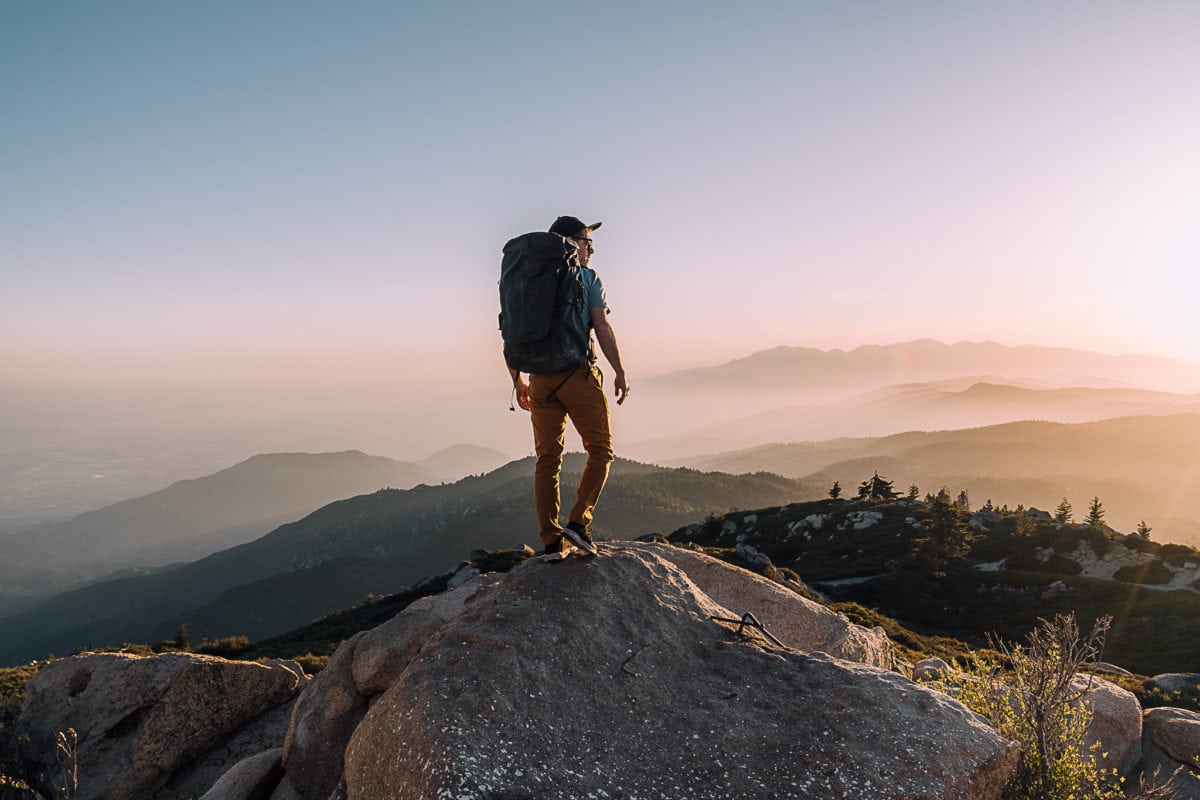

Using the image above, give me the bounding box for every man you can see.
[508,215,629,559]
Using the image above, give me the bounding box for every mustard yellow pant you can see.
[529,364,614,547]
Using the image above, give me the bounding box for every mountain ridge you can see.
[0,456,815,665]
[672,413,1200,543]
[646,339,1200,391]
[624,380,1199,462]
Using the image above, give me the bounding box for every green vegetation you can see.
[1055,497,1074,524]
[1085,496,1107,530]
[1,662,42,795]
[669,477,1200,676]
[194,636,250,659]
[1113,561,1175,585]
[857,471,898,501]
[897,488,970,579]
[830,602,974,665]
[1159,544,1197,568]
[942,614,1124,800]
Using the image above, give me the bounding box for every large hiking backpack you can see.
[499,231,592,374]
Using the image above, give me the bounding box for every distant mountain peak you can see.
[647,339,1200,393]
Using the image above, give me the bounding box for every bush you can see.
[1041,525,1111,557]
[1044,554,1083,576]
[935,614,1124,800]
[1123,536,1161,556]
[1005,550,1043,572]
[1113,560,1174,585]
[289,653,329,675]
[1158,543,1199,568]
[195,635,250,658]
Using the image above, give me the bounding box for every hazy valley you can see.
[8,340,1199,534]
[4,340,1200,666]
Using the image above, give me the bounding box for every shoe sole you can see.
[562,528,598,555]
[543,543,577,563]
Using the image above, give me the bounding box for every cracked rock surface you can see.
[330,542,1017,799]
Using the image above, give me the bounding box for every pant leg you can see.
[529,371,571,546]
[559,365,614,529]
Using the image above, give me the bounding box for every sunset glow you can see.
[2,2,1199,480]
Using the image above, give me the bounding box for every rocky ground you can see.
[10,540,1200,800]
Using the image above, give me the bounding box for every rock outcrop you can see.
[198,748,284,800]
[281,542,1015,799]
[645,542,895,668]
[1152,673,1200,694]
[20,652,304,800]
[1076,675,1142,776]
[1139,707,1200,799]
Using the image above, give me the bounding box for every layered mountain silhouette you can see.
[411,443,510,481]
[625,379,1200,461]
[0,451,457,614]
[620,340,1200,462]
[649,339,1200,392]
[0,456,812,665]
[0,451,440,568]
[673,413,1200,543]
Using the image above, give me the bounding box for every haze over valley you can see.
[5,339,1197,530]
[4,338,1200,664]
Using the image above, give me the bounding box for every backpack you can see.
[499,231,592,374]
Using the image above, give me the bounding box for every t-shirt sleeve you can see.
[584,270,609,313]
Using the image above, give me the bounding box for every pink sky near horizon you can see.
[3,2,1198,395]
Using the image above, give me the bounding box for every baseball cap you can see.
[549,216,603,237]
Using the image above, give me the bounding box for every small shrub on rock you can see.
[938,614,1124,800]
[194,635,251,658]
[291,652,329,675]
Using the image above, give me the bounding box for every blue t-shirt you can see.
[579,267,607,363]
[581,267,608,325]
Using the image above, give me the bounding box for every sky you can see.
[2,1,1199,459]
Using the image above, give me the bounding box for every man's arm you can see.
[591,307,628,405]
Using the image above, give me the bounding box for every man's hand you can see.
[614,371,629,405]
[516,379,531,412]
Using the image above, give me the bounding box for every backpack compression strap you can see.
[508,365,581,411]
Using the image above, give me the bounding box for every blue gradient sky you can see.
[3,1,1198,393]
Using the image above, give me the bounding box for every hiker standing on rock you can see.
[500,215,629,560]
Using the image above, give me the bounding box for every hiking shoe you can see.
[542,538,574,562]
[563,522,598,555]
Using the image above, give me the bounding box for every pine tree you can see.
[955,490,971,512]
[1135,520,1152,539]
[903,488,970,578]
[1085,496,1106,529]
[1054,497,1074,524]
[175,624,190,651]
[1015,512,1038,538]
[829,481,842,500]
[857,471,898,501]
[906,484,920,502]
